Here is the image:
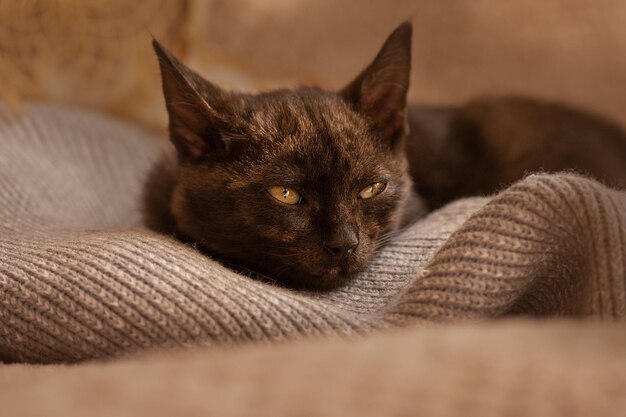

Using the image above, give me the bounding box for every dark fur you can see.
[146,21,626,291]
[146,23,416,290]
[407,97,626,209]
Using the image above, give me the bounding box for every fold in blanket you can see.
[3,320,626,417]
[0,104,625,364]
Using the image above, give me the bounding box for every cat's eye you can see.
[267,186,303,205]
[358,182,387,199]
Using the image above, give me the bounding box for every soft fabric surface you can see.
[1,103,626,366]
[3,320,626,417]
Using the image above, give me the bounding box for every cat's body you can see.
[407,97,626,209]
[145,22,626,291]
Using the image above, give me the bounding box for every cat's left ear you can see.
[152,39,233,162]
[341,22,412,151]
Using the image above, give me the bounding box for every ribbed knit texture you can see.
[1,103,626,366]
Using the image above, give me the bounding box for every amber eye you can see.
[267,186,303,205]
[358,182,387,199]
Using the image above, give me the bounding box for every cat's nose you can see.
[323,223,359,257]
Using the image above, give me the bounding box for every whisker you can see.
[373,230,402,250]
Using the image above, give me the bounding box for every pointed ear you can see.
[341,22,412,151]
[153,39,231,162]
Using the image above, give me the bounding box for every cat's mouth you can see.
[305,257,365,289]
[325,259,363,278]
[298,268,352,291]
[328,265,345,276]
[261,256,365,291]
[284,240,378,290]
[327,265,351,280]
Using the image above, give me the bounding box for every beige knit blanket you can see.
[2,103,626,416]
[1,103,626,366]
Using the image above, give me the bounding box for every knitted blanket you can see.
[2,103,626,416]
[1,103,626,367]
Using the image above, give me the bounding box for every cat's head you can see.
[153,22,413,290]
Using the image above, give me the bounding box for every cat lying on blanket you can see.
[144,22,626,290]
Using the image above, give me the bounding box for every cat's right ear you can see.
[153,39,230,162]
[340,22,412,152]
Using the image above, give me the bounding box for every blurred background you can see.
[2,0,626,131]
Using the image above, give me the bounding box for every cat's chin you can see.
[192,243,362,291]
[282,265,361,292]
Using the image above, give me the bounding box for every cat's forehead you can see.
[223,86,400,187]
[229,88,395,184]
[244,87,370,146]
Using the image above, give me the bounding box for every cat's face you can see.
[154,23,413,290]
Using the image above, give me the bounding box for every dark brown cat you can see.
[146,21,626,291]
[146,23,417,291]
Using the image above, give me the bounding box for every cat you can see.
[145,21,626,291]
[145,23,418,291]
